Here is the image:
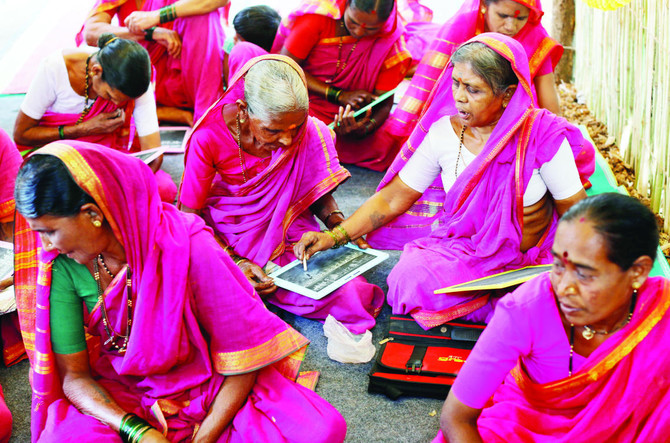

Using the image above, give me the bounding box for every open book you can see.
[435,264,552,294]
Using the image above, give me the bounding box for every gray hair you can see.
[244,59,309,121]
[451,42,518,96]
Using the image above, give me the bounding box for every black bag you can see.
[368,315,485,399]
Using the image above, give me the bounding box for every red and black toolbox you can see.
[368,314,486,399]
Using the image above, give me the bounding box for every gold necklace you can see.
[454,125,467,178]
[330,20,358,83]
[236,114,248,183]
[76,54,97,125]
[93,259,132,354]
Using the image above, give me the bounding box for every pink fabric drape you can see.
[434,274,670,442]
[373,33,593,328]
[272,0,411,171]
[181,55,384,333]
[77,0,224,121]
[387,0,562,139]
[15,140,346,441]
[0,129,21,221]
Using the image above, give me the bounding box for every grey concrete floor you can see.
[0,95,443,442]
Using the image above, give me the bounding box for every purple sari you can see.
[375,34,594,328]
[15,141,346,441]
[181,55,384,334]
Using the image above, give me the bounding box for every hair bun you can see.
[97,33,119,49]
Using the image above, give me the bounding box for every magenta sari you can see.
[76,0,224,121]
[373,34,594,329]
[387,0,563,139]
[181,55,384,334]
[272,0,412,171]
[434,274,670,442]
[0,129,21,222]
[14,140,346,442]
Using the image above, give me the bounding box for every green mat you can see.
[581,127,670,278]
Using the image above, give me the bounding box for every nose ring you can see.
[565,286,577,295]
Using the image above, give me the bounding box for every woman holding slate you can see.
[179,55,383,335]
[274,0,411,171]
[295,34,594,329]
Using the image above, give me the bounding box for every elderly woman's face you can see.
[484,0,531,37]
[550,219,643,328]
[248,109,307,155]
[26,210,107,265]
[344,6,385,39]
[91,64,133,106]
[451,61,506,128]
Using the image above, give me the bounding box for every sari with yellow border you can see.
[15,140,345,441]
[476,274,670,441]
[377,34,593,328]
[181,55,384,334]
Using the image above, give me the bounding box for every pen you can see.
[302,256,307,272]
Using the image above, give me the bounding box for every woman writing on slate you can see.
[179,55,384,335]
[295,33,594,329]
[438,193,670,442]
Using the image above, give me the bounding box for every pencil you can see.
[302,256,307,272]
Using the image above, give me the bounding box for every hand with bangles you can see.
[336,89,376,110]
[124,10,161,34]
[333,105,374,138]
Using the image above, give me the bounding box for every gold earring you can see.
[92,220,102,228]
[632,281,641,290]
[481,7,487,14]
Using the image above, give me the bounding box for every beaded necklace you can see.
[236,114,248,183]
[76,54,97,125]
[568,290,637,376]
[454,125,468,178]
[93,256,133,354]
[329,20,358,83]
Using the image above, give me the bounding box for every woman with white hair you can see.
[179,55,384,334]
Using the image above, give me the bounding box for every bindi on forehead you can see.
[514,9,521,18]
[288,123,298,130]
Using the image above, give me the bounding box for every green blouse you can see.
[50,255,99,354]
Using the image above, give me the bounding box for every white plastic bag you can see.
[323,314,376,363]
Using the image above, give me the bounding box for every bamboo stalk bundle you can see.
[574,0,670,230]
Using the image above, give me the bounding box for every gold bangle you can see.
[334,224,351,244]
[324,209,344,226]
[322,229,341,249]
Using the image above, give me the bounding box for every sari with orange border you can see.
[272,0,412,171]
[376,34,594,329]
[181,55,384,334]
[0,129,27,370]
[387,0,562,141]
[433,274,670,442]
[14,140,346,441]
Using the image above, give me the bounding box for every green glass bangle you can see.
[58,125,65,140]
[326,86,342,104]
[120,413,153,443]
[144,26,156,41]
[334,224,351,244]
[322,229,341,248]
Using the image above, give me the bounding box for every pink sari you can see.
[272,0,412,171]
[0,129,21,222]
[14,140,346,442]
[181,55,384,334]
[374,34,594,328]
[387,0,563,139]
[76,0,224,121]
[434,274,670,442]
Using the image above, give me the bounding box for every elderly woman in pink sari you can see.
[274,0,412,171]
[13,140,346,442]
[78,0,226,125]
[14,35,177,203]
[438,193,670,442]
[179,55,384,335]
[388,0,562,144]
[295,33,594,329]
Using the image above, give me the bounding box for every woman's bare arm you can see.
[534,73,560,115]
[192,372,257,443]
[440,391,483,443]
[294,175,421,258]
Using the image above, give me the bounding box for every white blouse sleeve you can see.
[539,138,584,201]
[20,58,58,120]
[398,130,442,193]
[131,85,159,137]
